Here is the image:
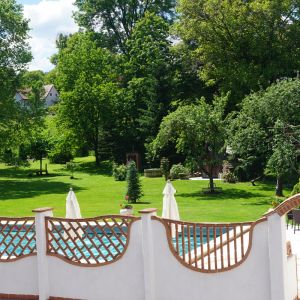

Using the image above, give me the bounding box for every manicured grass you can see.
[0,156,290,222]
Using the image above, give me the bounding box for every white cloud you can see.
[23,0,79,72]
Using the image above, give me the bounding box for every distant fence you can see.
[153,216,267,273]
[45,215,139,266]
[0,217,36,261]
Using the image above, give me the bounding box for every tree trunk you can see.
[275,175,284,197]
[209,175,215,193]
[39,159,43,175]
[94,144,100,166]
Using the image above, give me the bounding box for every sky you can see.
[17,0,79,72]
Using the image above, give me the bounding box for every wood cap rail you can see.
[32,207,53,213]
[138,208,158,214]
[264,193,300,217]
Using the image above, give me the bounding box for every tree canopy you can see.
[151,98,226,192]
[56,33,118,165]
[176,0,300,107]
[0,0,32,152]
[74,0,175,53]
[227,79,300,195]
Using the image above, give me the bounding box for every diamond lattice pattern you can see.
[46,215,137,265]
[0,218,36,260]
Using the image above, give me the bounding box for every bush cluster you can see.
[223,171,238,183]
[170,163,190,179]
[112,163,127,181]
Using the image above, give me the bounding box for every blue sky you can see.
[16,0,78,72]
[17,0,41,4]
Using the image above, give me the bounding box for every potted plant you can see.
[119,195,133,215]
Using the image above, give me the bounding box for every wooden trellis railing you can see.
[153,217,265,273]
[45,215,139,266]
[0,217,36,261]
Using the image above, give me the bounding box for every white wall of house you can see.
[15,93,23,103]
[44,86,59,107]
[14,85,59,108]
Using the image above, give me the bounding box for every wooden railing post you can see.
[139,208,157,300]
[267,213,288,300]
[33,207,53,300]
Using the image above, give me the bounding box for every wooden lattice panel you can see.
[0,217,36,261]
[45,215,138,265]
[154,217,259,273]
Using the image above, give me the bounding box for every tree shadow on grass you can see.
[177,188,264,201]
[0,166,65,179]
[0,179,84,201]
[75,160,112,176]
[244,199,270,206]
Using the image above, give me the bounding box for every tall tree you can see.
[74,0,175,53]
[150,97,226,193]
[0,0,32,152]
[20,70,45,88]
[110,13,173,162]
[176,0,300,107]
[56,33,118,165]
[227,79,300,196]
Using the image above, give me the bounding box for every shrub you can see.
[223,171,238,183]
[144,168,162,178]
[270,197,284,208]
[291,179,300,196]
[112,163,127,181]
[170,163,189,179]
[66,161,76,179]
[48,149,73,164]
[160,157,170,180]
[126,161,142,203]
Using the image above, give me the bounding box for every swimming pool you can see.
[0,229,215,262]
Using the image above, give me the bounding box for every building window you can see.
[50,93,52,96]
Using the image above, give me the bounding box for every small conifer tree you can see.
[126,161,142,203]
[160,157,170,181]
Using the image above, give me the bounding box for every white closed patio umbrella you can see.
[66,188,82,219]
[65,188,82,239]
[162,180,180,220]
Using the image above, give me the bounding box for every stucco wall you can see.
[286,255,298,300]
[0,215,297,300]
[47,221,145,300]
[152,220,271,300]
[0,256,38,295]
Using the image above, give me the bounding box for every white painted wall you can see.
[0,256,38,295]
[0,215,297,300]
[152,220,271,300]
[44,86,59,107]
[48,221,145,300]
[286,255,298,300]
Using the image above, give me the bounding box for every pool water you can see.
[0,231,36,257]
[50,233,127,262]
[0,229,219,261]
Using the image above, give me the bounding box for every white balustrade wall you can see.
[0,206,297,300]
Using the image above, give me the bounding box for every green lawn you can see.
[0,156,290,222]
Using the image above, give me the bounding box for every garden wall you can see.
[0,194,299,300]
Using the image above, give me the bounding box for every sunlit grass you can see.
[0,156,290,222]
